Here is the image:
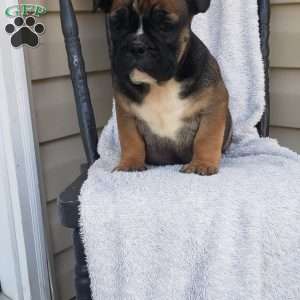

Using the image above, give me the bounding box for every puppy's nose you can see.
[130,40,146,56]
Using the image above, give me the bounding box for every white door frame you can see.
[0,1,52,299]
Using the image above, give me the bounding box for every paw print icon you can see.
[5,16,45,48]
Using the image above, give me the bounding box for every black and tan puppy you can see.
[96,0,232,175]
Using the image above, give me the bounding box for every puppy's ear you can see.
[187,0,211,15]
[93,0,113,13]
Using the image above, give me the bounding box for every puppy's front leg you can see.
[181,100,228,176]
[113,101,147,172]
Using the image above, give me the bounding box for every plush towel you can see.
[79,0,300,299]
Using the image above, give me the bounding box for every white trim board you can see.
[0,1,52,299]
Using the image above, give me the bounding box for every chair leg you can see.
[73,228,92,300]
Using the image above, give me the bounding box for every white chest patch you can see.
[131,79,189,140]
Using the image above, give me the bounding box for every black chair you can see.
[58,1,270,299]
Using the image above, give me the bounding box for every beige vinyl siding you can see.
[27,1,112,299]
[270,0,300,152]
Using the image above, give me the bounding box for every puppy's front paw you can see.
[180,161,219,176]
[113,160,147,173]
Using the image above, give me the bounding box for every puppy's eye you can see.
[159,21,175,32]
[110,8,139,33]
[151,9,177,33]
[110,18,122,31]
[110,8,129,31]
[110,17,123,31]
[152,9,167,22]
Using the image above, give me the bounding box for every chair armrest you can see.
[58,165,88,228]
[257,0,271,137]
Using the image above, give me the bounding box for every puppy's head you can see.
[95,0,210,84]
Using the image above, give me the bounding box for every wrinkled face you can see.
[109,0,190,84]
